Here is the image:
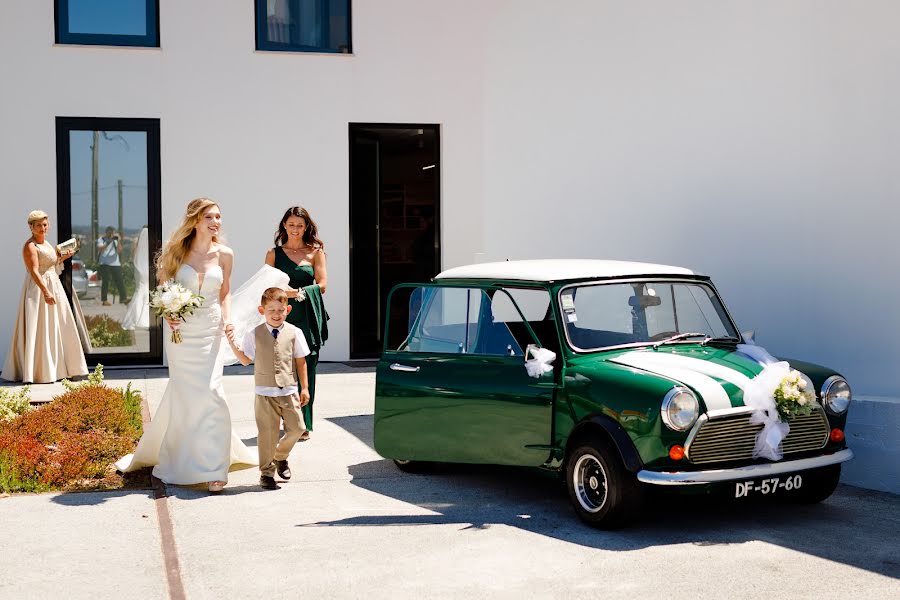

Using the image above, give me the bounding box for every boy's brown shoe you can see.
[275,460,291,480]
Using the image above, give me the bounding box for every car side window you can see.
[490,288,552,355]
[397,287,483,354]
[391,286,539,357]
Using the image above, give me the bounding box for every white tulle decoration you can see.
[525,347,556,378]
[735,342,778,367]
[741,360,792,460]
[737,340,813,461]
[221,265,290,365]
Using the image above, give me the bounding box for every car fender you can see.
[566,414,644,473]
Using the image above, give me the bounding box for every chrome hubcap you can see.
[573,454,608,513]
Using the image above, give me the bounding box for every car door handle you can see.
[390,363,420,373]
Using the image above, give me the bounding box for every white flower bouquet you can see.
[150,281,204,344]
[773,370,815,421]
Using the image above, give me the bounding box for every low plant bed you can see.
[0,367,147,493]
[86,314,135,348]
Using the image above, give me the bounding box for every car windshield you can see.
[560,280,739,351]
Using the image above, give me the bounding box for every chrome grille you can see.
[686,409,829,464]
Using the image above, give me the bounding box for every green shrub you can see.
[0,452,49,494]
[0,386,31,422]
[86,315,134,347]
[61,364,105,392]
[0,375,143,493]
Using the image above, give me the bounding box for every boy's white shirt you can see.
[240,321,310,397]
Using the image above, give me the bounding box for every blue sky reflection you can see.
[67,0,147,36]
[69,130,148,233]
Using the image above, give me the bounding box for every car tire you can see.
[789,464,841,504]
[393,459,433,474]
[565,439,643,529]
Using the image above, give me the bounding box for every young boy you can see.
[227,287,311,490]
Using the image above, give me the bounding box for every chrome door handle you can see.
[390,363,420,373]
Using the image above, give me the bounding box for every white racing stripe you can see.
[623,353,753,389]
[611,352,750,411]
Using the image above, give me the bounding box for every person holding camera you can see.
[97,226,128,306]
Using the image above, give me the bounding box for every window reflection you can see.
[68,130,150,354]
[259,0,350,53]
[56,0,158,47]
[67,0,148,36]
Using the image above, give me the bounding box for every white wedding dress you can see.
[116,263,257,484]
[122,227,150,331]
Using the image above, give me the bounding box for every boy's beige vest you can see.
[254,324,297,388]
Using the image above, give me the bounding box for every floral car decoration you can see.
[373,260,853,528]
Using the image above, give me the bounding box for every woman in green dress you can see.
[265,207,328,439]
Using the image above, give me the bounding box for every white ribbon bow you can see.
[740,358,791,461]
[525,346,556,378]
[737,341,813,461]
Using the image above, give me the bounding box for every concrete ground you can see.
[1,364,898,599]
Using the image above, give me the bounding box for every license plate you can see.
[734,474,803,498]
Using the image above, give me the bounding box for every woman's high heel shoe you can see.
[208,480,226,493]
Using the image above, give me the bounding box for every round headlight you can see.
[821,376,851,415]
[662,387,699,431]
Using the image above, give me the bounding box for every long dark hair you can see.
[274,206,325,251]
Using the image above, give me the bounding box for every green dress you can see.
[273,247,324,430]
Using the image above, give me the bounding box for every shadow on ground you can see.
[307,414,900,580]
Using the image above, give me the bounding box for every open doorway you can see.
[349,124,440,359]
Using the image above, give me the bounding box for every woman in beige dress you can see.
[1,210,88,383]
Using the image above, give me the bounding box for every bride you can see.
[116,198,257,492]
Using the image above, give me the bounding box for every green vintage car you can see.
[373,260,853,528]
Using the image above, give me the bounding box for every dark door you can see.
[349,124,440,358]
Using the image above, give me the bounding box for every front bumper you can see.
[637,448,854,486]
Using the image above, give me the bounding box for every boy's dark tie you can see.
[272,328,282,388]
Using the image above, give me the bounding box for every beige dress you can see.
[1,241,88,383]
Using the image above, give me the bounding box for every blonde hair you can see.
[261,287,289,306]
[27,210,49,225]
[156,198,220,282]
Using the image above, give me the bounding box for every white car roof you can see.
[435,259,698,282]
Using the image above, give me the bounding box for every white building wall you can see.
[0,0,492,362]
[0,1,897,492]
[482,1,900,403]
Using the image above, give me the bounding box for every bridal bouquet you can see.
[150,281,204,344]
[773,370,815,422]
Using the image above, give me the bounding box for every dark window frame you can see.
[55,116,163,367]
[254,0,352,54]
[55,0,160,47]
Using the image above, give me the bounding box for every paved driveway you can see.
[1,364,898,599]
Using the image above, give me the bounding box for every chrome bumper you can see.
[637,449,854,486]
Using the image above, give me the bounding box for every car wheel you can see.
[566,439,643,529]
[393,459,433,474]
[789,465,841,504]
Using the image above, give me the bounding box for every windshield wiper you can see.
[652,332,708,349]
[701,335,740,346]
